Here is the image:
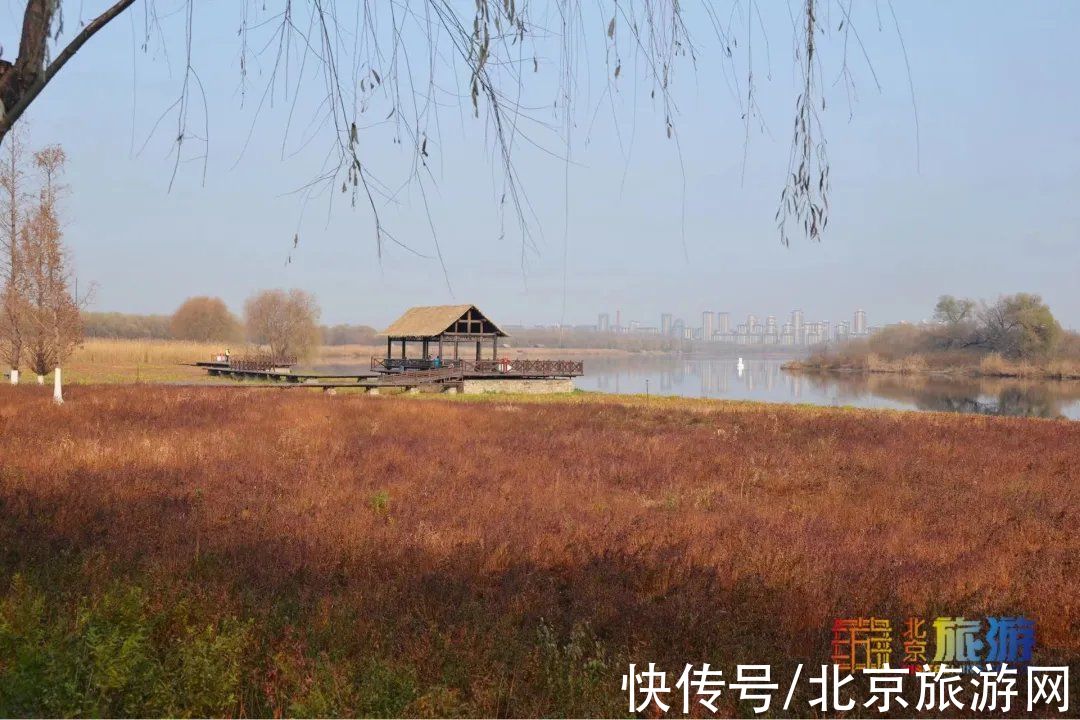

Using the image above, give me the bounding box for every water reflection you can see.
[581,355,1080,419]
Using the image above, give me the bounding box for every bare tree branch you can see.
[0,0,904,260]
[0,0,138,140]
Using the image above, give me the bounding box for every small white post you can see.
[53,367,63,404]
[37,374,44,385]
[9,369,17,385]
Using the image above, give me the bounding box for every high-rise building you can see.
[717,312,731,335]
[702,311,716,342]
[765,315,777,334]
[597,313,610,332]
[660,313,673,336]
[792,309,804,342]
[615,309,622,332]
[854,309,868,335]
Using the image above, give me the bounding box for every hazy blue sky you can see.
[4,1,1079,329]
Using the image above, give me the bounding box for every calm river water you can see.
[306,355,1080,419]
[578,355,1080,420]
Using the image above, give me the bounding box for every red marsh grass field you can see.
[0,385,1076,716]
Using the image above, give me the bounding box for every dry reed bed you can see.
[0,386,1076,715]
[789,350,1080,380]
[73,338,226,365]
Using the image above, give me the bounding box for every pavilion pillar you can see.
[454,340,459,361]
[492,335,498,360]
[386,337,392,359]
[475,340,481,361]
[401,339,406,359]
[438,336,444,361]
[422,339,430,360]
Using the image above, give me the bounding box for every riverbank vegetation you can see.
[789,293,1080,379]
[0,387,1076,715]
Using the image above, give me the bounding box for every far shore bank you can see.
[315,343,676,363]
[784,353,1080,381]
[317,343,805,364]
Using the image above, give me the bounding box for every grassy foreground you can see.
[0,386,1076,716]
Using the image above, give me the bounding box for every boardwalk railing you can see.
[371,357,452,372]
[371,356,583,377]
[463,359,583,376]
[229,354,297,372]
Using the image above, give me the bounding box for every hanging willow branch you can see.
[0,1,899,254]
[776,0,829,246]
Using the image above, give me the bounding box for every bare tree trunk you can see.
[52,365,62,403]
[1,123,26,375]
[22,145,81,392]
[8,368,16,384]
[0,0,56,132]
[0,1,137,145]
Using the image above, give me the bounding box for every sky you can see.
[4,1,1080,329]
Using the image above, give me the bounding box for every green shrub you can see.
[0,578,165,716]
[357,658,418,716]
[166,619,252,717]
[533,621,622,717]
[370,490,391,516]
[0,576,251,717]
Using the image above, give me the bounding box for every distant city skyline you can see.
[590,307,877,346]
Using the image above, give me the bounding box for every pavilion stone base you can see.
[461,378,573,395]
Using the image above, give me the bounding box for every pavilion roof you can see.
[381,304,507,338]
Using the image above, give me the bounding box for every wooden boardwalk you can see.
[189,356,582,392]
[188,362,464,391]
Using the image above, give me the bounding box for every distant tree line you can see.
[83,290,380,361]
[321,323,379,346]
[82,311,172,339]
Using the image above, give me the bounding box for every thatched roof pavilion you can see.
[378,304,508,370]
